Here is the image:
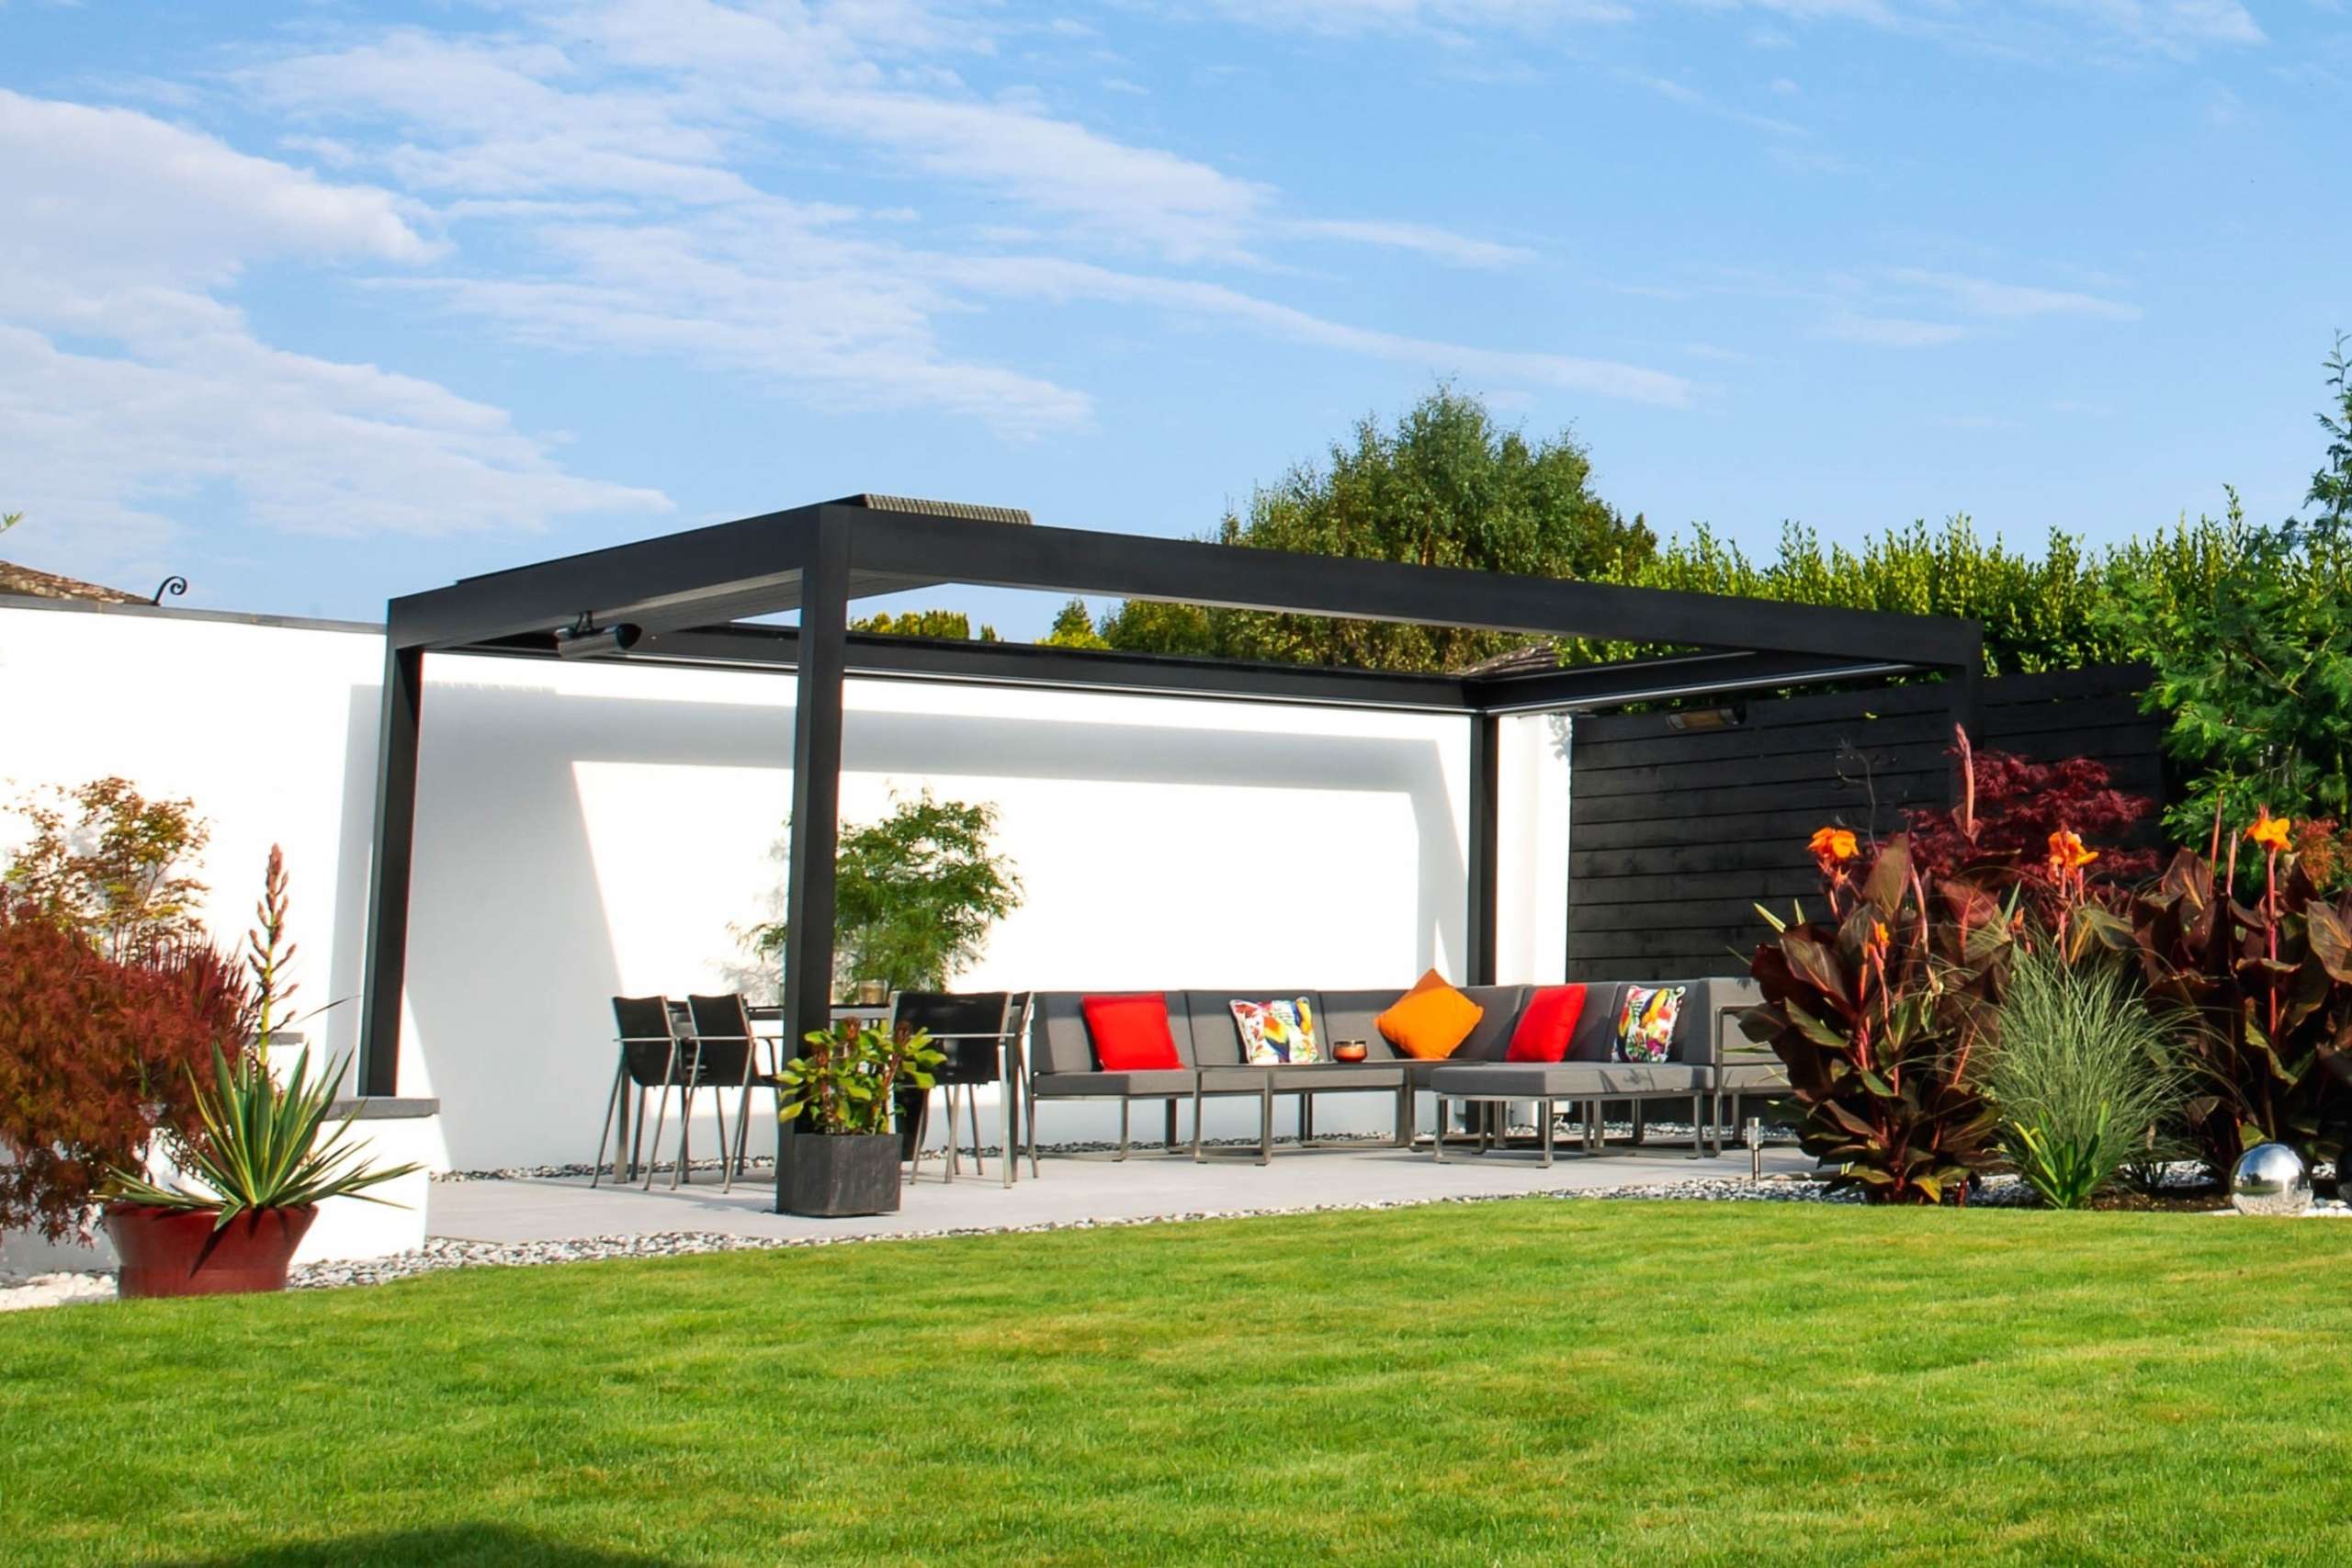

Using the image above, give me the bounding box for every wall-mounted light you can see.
[554,620,643,660]
[1665,705,1742,732]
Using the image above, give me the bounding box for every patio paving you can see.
[427,1140,1821,1245]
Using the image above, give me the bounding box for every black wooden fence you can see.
[1563,664,2165,983]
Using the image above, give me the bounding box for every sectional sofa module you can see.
[1023,978,1765,1166]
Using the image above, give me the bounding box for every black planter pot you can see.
[782,1130,903,1217]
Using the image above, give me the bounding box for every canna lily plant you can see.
[104,1045,420,1228]
[2129,804,2352,1176]
[1746,828,2015,1202]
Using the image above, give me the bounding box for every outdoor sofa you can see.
[1023,978,1770,1166]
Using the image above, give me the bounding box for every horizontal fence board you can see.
[1567,711,1958,771]
[1570,767,1946,826]
[1568,748,1939,800]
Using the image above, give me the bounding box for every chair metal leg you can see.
[642,1042,679,1190]
[1300,1090,1316,1147]
[707,1076,731,1188]
[1394,1086,1412,1147]
[668,1080,699,1190]
[592,1060,626,1189]
[967,1085,985,1176]
[944,1083,960,1183]
[1164,1099,1179,1152]
[1690,1093,1705,1159]
[1632,1101,1646,1145]
[1192,1078,1205,1162]
[1259,1075,1272,1166]
[1433,1096,1449,1163]
[1117,1100,1131,1161]
[628,1081,650,1184]
[1541,1098,1555,1168]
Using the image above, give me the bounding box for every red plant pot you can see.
[103,1203,317,1299]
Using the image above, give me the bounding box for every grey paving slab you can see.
[426,1141,1819,1245]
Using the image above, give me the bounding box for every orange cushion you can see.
[1377,980,1484,1061]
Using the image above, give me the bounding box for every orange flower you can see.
[2047,829,2098,872]
[1871,919,1891,949]
[2248,807,2292,853]
[1809,827,1859,862]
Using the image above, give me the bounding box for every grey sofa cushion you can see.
[1317,988,1409,1061]
[1444,985,1531,1062]
[1031,1069,1199,1099]
[1028,991,1194,1075]
[1194,1064,1407,1091]
[1427,1062,1710,1098]
[1182,990,1329,1066]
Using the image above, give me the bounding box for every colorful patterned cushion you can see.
[1615,985,1685,1063]
[1229,998,1321,1065]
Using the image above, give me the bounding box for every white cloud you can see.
[1823,313,1968,347]
[1287,218,1535,266]
[1887,267,2143,321]
[0,91,667,570]
[222,1,1686,428]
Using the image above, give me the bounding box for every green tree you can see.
[1100,387,1655,671]
[750,792,1023,998]
[2308,332,2351,529]
[2101,343,2352,846]
[1037,598,1110,650]
[851,609,1000,641]
[4,778,211,962]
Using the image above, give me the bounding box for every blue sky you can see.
[2,0,2344,632]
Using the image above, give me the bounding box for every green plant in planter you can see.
[776,1023,944,1136]
[104,1046,420,1225]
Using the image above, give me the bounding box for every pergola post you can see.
[777,514,850,1210]
[356,643,424,1098]
[1466,712,1499,986]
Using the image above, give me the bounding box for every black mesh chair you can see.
[596,996,687,1189]
[685,993,778,1193]
[890,991,1019,1183]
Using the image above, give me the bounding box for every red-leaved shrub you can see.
[0,900,256,1246]
[1906,728,2161,889]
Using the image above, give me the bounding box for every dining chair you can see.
[597,996,691,1189]
[684,993,777,1193]
[889,991,1018,1182]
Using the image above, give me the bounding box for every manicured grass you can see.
[5,1201,2349,1566]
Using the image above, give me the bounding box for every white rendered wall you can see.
[0,599,1571,1175]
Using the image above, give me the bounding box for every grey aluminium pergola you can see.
[356,495,1982,1202]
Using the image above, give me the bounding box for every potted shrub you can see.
[102,1045,419,1297]
[775,1021,942,1217]
[0,901,253,1259]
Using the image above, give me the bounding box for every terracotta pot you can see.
[103,1203,317,1299]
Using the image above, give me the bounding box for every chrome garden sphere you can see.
[2231,1142,2312,1216]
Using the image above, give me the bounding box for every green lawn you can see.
[4,1200,2348,1566]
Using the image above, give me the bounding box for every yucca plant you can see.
[105,1046,420,1227]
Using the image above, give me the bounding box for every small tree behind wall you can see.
[750,792,1023,999]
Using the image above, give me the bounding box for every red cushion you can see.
[1505,985,1589,1064]
[1080,994,1183,1071]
